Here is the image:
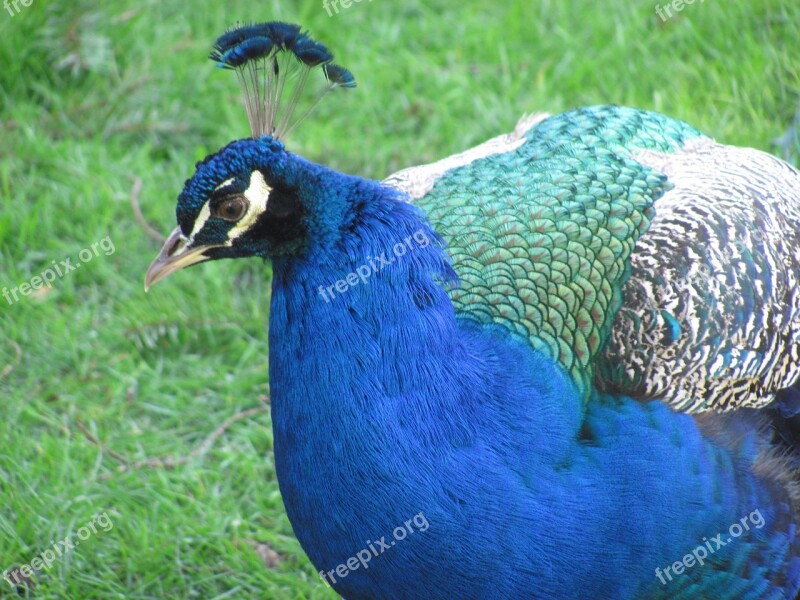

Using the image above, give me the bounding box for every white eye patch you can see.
[227,170,271,242]
[187,171,271,245]
[187,203,212,242]
[214,178,236,192]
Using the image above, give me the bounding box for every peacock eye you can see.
[213,196,249,222]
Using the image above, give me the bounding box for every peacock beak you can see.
[144,226,220,291]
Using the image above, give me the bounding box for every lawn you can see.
[0,0,798,598]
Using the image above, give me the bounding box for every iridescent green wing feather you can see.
[386,105,704,397]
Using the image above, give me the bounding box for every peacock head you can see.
[146,136,300,289]
[145,21,355,290]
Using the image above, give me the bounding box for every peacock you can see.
[145,22,800,599]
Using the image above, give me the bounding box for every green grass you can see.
[0,0,798,597]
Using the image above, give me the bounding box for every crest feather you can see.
[210,21,355,139]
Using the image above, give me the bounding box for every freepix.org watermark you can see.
[319,511,429,586]
[655,509,765,585]
[3,0,33,17]
[317,229,430,303]
[3,512,114,588]
[656,0,706,22]
[3,235,115,305]
[323,0,372,18]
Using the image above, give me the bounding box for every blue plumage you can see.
[210,22,332,68]
[323,63,356,88]
[145,22,800,599]
[208,22,353,139]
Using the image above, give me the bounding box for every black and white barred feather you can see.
[598,138,800,412]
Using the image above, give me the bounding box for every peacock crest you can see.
[209,21,355,140]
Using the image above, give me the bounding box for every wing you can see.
[386,105,800,412]
[385,105,703,399]
[596,140,800,412]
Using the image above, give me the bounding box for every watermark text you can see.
[656,0,706,22]
[3,235,115,305]
[323,0,372,17]
[4,0,33,17]
[655,509,764,585]
[317,229,430,302]
[3,512,114,588]
[319,511,429,586]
